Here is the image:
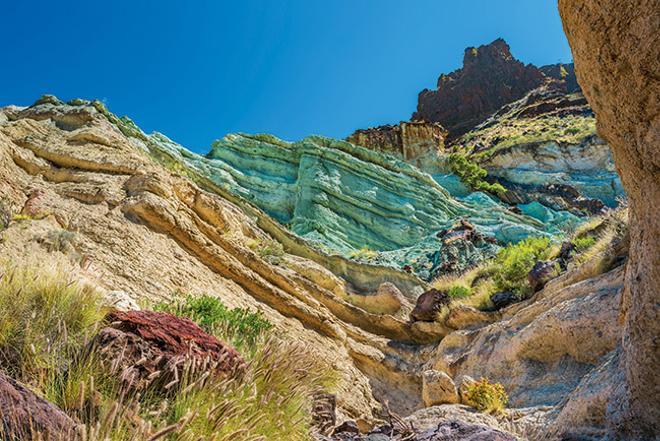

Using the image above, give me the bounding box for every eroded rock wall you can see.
[558,0,660,438]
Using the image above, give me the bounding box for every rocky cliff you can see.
[413,38,547,138]
[559,1,660,439]
[346,121,446,169]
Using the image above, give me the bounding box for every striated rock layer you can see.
[346,121,446,170]
[559,0,660,438]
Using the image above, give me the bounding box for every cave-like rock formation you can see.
[558,1,659,439]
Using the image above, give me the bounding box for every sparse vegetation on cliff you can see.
[465,378,508,414]
[446,153,506,196]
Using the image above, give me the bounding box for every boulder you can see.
[0,372,78,440]
[103,290,140,311]
[411,289,450,322]
[527,260,561,293]
[445,305,496,329]
[92,310,245,392]
[422,370,459,407]
[489,291,518,310]
[417,420,516,441]
[456,375,477,406]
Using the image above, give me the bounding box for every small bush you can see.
[155,294,273,354]
[465,378,508,414]
[493,237,552,295]
[448,284,472,299]
[446,153,506,197]
[572,236,596,253]
[348,246,378,261]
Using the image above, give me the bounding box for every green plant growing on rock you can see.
[446,153,506,197]
[465,378,508,414]
[572,236,597,253]
[493,236,552,296]
[247,236,285,265]
[155,294,273,354]
[348,246,378,261]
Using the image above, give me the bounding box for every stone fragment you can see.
[411,289,450,322]
[489,291,519,310]
[103,290,140,311]
[456,375,477,405]
[528,260,562,293]
[0,372,78,440]
[332,420,360,435]
[422,370,459,407]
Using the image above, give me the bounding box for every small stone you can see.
[333,420,360,435]
[422,370,459,407]
[411,289,450,322]
[490,291,519,310]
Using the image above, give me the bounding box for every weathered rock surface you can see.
[559,1,660,438]
[422,370,459,407]
[0,372,78,440]
[347,121,446,169]
[413,38,545,138]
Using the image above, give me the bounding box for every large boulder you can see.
[422,370,459,407]
[559,1,659,437]
[0,372,78,440]
[527,259,562,293]
[93,310,245,392]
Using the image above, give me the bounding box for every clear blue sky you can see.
[1,1,571,153]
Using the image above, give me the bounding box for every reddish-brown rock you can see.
[411,288,450,322]
[0,372,77,440]
[94,310,245,391]
[559,0,660,439]
[413,38,545,138]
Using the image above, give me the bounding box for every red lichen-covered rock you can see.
[0,372,78,440]
[93,310,245,391]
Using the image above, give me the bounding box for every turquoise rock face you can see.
[150,131,579,275]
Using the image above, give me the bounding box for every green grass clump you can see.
[348,246,378,261]
[446,153,506,197]
[572,236,596,252]
[465,378,508,414]
[0,262,333,440]
[0,262,107,381]
[447,284,472,299]
[492,237,552,296]
[155,294,273,354]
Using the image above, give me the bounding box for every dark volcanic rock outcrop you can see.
[559,0,660,439]
[413,38,546,138]
[0,372,77,440]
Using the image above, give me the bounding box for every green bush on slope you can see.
[492,236,552,296]
[446,153,506,197]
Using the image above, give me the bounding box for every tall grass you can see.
[0,264,335,440]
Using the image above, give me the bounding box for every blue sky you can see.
[1,1,572,153]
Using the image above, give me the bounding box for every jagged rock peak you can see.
[413,38,576,139]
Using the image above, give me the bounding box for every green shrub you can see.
[155,294,273,354]
[493,237,552,295]
[348,246,378,261]
[448,284,472,299]
[447,153,506,197]
[465,378,508,414]
[572,236,596,252]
